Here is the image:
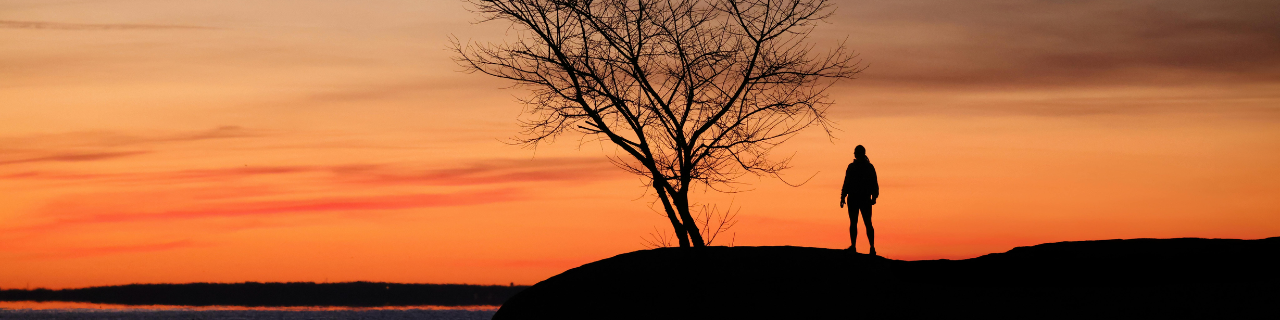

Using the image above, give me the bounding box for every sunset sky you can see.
[2,0,1278,289]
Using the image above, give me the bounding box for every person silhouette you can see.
[840,145,879,255]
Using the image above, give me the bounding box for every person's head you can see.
[854,145,867,159]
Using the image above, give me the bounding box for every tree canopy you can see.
[455,0,861,247]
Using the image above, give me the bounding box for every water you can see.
[0,301,497,319]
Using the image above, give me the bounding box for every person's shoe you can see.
[869,249,877,256]
[846,246,857,253]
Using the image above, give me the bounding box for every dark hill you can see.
[495,237,1280,319]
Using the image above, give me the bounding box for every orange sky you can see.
[2,0,1278,289]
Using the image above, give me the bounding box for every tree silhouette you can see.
[454,0,861,247]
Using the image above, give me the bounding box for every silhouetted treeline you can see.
[0,282,526,307]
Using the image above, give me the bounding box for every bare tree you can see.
[643,202,738,249]
[454,0,861,247]
[694,202,739,246]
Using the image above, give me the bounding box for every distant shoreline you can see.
[0,300,501,311]
[0,282,526,307]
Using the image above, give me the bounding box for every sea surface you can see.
[0,301,497,319]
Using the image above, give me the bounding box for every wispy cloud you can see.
[0,126,263,150]
[154,126,261,142]
[0,20,215,31]
[0,171,103,180]
[22,240,201,260]
[0,151,150,166]
[1,157,625,186]
[331,158,624,186]
[0,126,263,167]
[843,0,1280,88]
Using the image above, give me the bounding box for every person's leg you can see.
[861,204,875,255]
[847,198,858,251]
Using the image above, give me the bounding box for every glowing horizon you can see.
[2,0,1278,289]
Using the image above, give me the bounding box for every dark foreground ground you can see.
[496,237,1280,319]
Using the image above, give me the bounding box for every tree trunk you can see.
[672,191,706,247]
[653,182,691,248]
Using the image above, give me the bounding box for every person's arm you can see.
[870,163,879,205]
[840,164,852,208]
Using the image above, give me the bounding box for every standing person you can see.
[840,145,879,255]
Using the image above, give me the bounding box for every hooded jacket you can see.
[841,157,879,200]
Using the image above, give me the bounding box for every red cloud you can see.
[7,189,522,235]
